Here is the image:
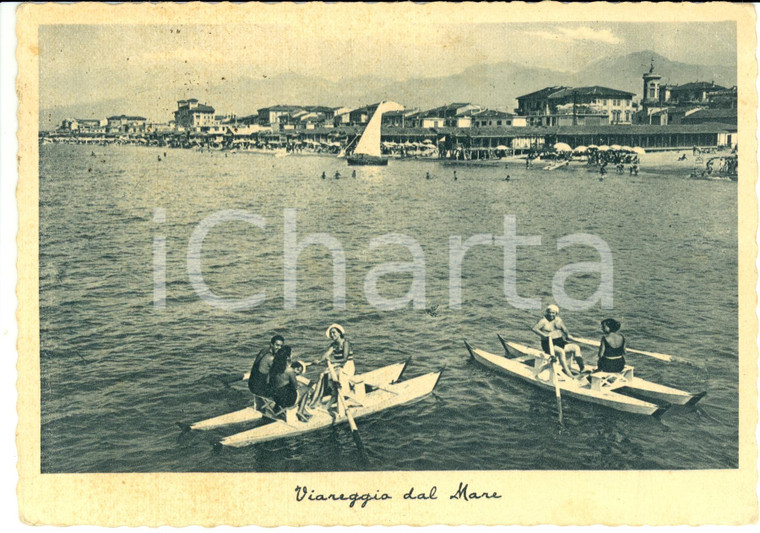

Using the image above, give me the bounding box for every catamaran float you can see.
[464,338,705,417]
[182,359,443,448]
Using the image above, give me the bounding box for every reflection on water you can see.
[40,144,738,472]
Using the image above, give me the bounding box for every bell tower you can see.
[642,57,662,108]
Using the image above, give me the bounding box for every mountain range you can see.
[40,50,737,130]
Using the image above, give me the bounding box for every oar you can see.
[570,337,699,366]
[548,336,564,426]
[326,360,370,464]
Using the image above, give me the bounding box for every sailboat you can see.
[347,101,391,166]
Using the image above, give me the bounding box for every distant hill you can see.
[572,50,737,95]
[40,50,737,130]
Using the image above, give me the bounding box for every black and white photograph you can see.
[13,2,758,526]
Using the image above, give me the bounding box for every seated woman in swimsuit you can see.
[311,324,355,407]
[532,304,584,376]
[597,318,626,373]
[321,323,353,369]
[267,346,299,414]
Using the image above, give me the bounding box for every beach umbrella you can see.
[598,145,610,151]
[496,145,509,150]
[621,145,633,152]
[573,145,588,153]
[587,144,599,150]
[554,142,572,152]
[610,144,622,151]
[423,139,434,144]
[632,146,646,155]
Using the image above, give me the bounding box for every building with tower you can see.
[174,99,217,131]
[638,58,669,124]
[636,59,736,126]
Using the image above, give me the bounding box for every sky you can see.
[39,21,736,113]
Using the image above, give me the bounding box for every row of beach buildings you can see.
[48,65,738,154]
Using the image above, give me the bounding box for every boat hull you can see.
[347,155,388,166]
[189,361,409,431]
[469,342,668,416]
[504,341,705,406]
[220,370,442,447]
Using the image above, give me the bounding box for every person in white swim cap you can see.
[309,324,356,410]
[532,305,584,377]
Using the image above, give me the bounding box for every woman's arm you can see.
[321,344,334,361]
[342,338,351,358]
[598,336,606,360]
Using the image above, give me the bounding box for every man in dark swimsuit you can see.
[248,335,284,405]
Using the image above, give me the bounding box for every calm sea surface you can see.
[39,144,738,472]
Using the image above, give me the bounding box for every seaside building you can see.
[173,99,216,130]
[680,108,738,125]
[470,109,527,128]
[707,86,738,109]
[663,81,727,106]
[256,105,300,127]
[106,115,147,134]
[60,118,107,134]
[256,105,339,130]
[348,101,404,125]
[332,107,352,126]
[145,122,173,133]
[234,114,259,126]
[381,109,420,128]
[637,60,735,126]
[516,86,635,126]
[407,103,484,129]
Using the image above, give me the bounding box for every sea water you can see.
[39,144,738,472]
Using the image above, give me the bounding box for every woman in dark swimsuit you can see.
[597,318,626,373]
[268,346,299,411]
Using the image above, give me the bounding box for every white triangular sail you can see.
[353,101,391,157]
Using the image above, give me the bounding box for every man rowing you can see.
[248,334,284,408]
[532,304,585,376]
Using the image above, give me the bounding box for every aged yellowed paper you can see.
[16,1,758,525]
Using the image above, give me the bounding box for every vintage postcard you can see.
[15,1,758,526]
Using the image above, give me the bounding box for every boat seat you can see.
[284,407,299,425]
[589,366,634,391]
[348,377,367,402]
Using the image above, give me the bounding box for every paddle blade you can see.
[341,396,369,465]
[350,425,370,465]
